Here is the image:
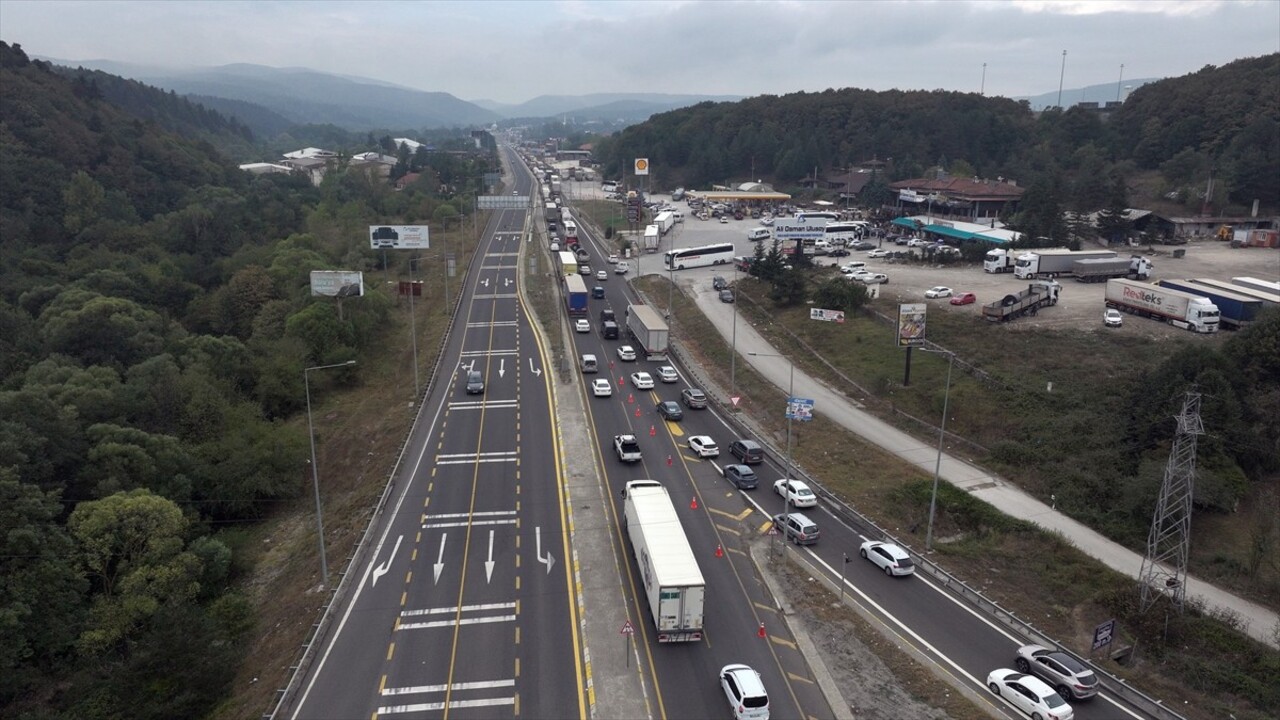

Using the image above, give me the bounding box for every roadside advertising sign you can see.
[310,270,365,298]
[897,303,927,347]
[634,158,649,176]
[786,397,815,422]
[369,225,430,250]
[809,308,846,323]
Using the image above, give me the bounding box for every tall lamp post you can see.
[917,348,954,551]
[748,351,795,482]
[730,259,739,396]
[305,359,356,588]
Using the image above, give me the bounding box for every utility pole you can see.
[1057,50,1067,109]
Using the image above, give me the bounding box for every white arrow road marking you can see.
[528,358,542,377]
[481,277,491,288]
[371,535,402,587]
[498,359,505,378]
[535,526,555,575]
[485,530,495,583]
[433,533,447,584]
[504,277,513,287]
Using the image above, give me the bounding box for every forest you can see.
[593,53,1280,216]
[0,41,497,718]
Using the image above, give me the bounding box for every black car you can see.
[712,276,728,290]
[826,248,850,257]
[724,464,758,489]
[718,289,735,303]
[656,400,684,421]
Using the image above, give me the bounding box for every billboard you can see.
[310,271,365,298]
[897,303,927,347]
[809,308,846,323]
[634,158,649,176]
[786,397,815,421]
[369,225,430,250]
[773,220,830,241]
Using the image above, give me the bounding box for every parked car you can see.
[720,664,770,720]
[826,248,850,257]
[852,272,888,284]
[907,238,929,247]
[680,388,707,409]
[719,289,735,303]
[629,371,654,390]
[656,365,679,383]
[986,669,1075,720]
[713,276,728,290]
[950,292,977,306]
[719,216,729,224]
[723,464,758,489]
[575,319,590,333]
[1104,308,1123,327]
[925,286,953,298]
[859,540,915,576]
[616,345,637,361]
[1014,644,1099,701]
[867,248,891,258]
[591,378,613,397]
[656,400,683,421]
[687,435,720,458]
[774,478,817,508]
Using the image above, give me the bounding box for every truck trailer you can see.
[981,280,1062,322]
[626,304,670,361]
[1105,279,1220,333]
[563,273,588,316]
[1161,280,1262,329]
[983,247,1065,273]
[654,211,675,235]
[622,480,705,643]
[1014,249,1117,279]
[643,224,660,253]
[545,202,560,223]
[557,251,578,277]
[1071,255,1154,283]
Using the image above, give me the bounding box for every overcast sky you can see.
[4,0,1277,104]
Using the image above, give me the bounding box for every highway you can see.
[290,162,584,719]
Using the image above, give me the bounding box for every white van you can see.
[747,228,771,242]
[672,211,684,223]
[581,354,598,373]
[813,240,833,255]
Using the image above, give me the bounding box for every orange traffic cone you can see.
[758,622,766,638]
[634,407,641,417]
[627,393,634,403]
[690,496,698,510]
[667,455,673,467]
[649,425,656,437]
[715,544,724,558]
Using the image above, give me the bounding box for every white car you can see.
[853,272,889,284]
[986,669,1075,720]
[719,216,729,224]
[687,435,720,458]
[591,378,613,397]
[925,286,953,298]
[720,664,770,720]
[1104,308,1123,327]
[617,345,637,362]
[859,540,915,576]
[773,478,817,508]
[574,319,590,333]
[839,262,867,275]
[759,216,775,226]
[596,270,608,281]
[907,237,929,247]
[607,253,619,264]
[656,365,679,383]
[629,371,654,390]
[614,261,630,274]
[867,248,891,258]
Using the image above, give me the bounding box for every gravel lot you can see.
[587,185,1278,340]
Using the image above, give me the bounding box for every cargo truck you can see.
[558,251,578,277]
[1071,255,1154,283]
[545,202,560,223]
[1232,277,1280,296]
[563,273,588,316]
[626,304,670,361]
[983,247,1065,273]
[551,179,562,198]
[621,480,705,643]
[981,280,1062,322]
[1105,279,1220,333]
[1160,280,1261,329]
[643,224,660,253]
[654,211,675,235]
[1014,249,1117,279]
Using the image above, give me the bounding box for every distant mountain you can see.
[470,98,516,114]
[1015,78,1161,110]
[36,59,500,130]
[497,92,743,119]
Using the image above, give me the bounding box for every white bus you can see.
[564,219,579,244]
[796,210,840,223]
[824,220,871,246]
[664,243,736,270]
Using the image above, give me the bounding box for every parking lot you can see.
[578,183,1277,339]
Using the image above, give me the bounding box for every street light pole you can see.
[919,349,954,551]
[305,359,356,588]
[730,260,739,396]
[407,259,421,398]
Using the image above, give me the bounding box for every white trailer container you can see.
[626,304,670,361]
[1014,249,1117,279]
[654,211,675,235]
[1105,279,1220,334]
[643,224,660,253]
[622,480,705,643]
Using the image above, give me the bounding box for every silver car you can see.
[1014,645,1099,700]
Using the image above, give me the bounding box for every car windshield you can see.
[1042,692,1067,708]
[797,488,813,497]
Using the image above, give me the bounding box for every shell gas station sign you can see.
[634,158,649,176]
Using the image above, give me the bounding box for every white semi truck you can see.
[1014,249,1117,279]
[643,224,660,253]
[1105,279,1220,334]
[626,304,670,361]
[621,480,705,643]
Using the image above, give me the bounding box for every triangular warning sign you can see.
[730,396,741,407]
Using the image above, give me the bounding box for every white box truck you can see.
[622,480,705,643]
[626,304,670,361]
[643,224,660,253]
[1105,279,1220,334]
[1014,249,1117,279]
